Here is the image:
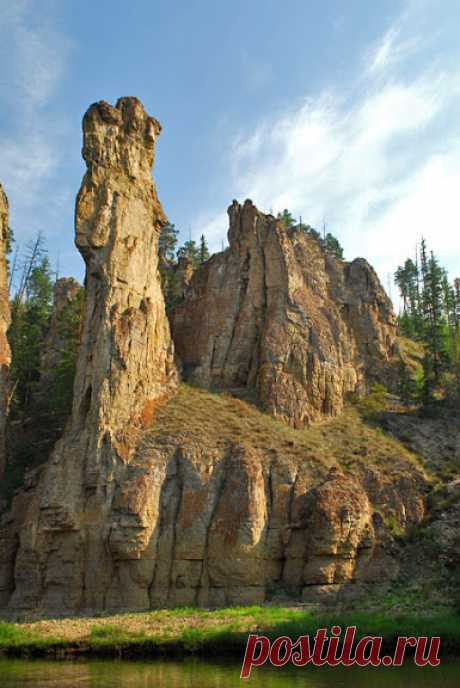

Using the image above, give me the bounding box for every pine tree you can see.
[394,258,422,338]
[324,232,344,259]
[177,239,200,268]
[394,238,460,410]
[422,250,448,382]
[397,360,418,406]
[49,288,84,416]
[158,222,179,262]
[277,209,296,228]
[9,254,54,414]
[199,234,210,264]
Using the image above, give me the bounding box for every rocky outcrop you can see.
[37,277,81,395]
[0,97,177,612]
[0,103,427,617]
[170,200,396,426]
[172,255,193,301]
[0,184,11,480]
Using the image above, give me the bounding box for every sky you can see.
[0,0,459,303]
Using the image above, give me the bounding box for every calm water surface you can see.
[0,657,457,687]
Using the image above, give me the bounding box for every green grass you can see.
[1,607,459,658]
[0,622,60,651]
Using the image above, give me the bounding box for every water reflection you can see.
[0,657,455,687]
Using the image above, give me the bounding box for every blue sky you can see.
[0,0,459,300]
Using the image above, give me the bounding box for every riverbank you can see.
[1,606,459,659]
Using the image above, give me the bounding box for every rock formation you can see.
[170,200,396,426]
[0,97,177,612]
[37,277,81,395]
[0,102,430,617]
[0,184,11,480]
[172,255,194,301]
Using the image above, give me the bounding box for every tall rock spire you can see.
[0,184,11,480]
[1,98,178,613]
[72,97,177,473]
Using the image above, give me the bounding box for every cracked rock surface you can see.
[171,199,397,427]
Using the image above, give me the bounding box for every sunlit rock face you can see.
[0,103,415,618]
[0,184,11,481]
[0,97,178,613]
[171,199,396,427]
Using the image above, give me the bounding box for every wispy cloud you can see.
[0,1,72,255]
[198,5,460,293]
[365,26,420,76]
[0,2,71,110]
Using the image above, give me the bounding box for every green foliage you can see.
[198,234,210,264]
[48,288,84,416]
[397,359,419,405]
[158,222,179,262]
[278,209,345,258]
[277,208,296,228]
[299,223,321,240]
[8,255,54,414]
[394,238,460,411]
[353,383,388,420]
[177,239,200,268]
[2,235,83,508]
[1,608,460,657]
[177,234,211,267]
[324,232,344,259]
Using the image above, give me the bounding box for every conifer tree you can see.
[9,253,54,414]
[199,234,210,264]
[324,232,344,259]
[277,209,296,228]
[158,222,179,262]
[422,250,447,381]
[177,239,200,268]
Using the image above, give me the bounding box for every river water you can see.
[0,657,457,687]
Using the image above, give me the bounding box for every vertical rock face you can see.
[37,277,81,394]
[172,256,194,301]
[0,184,11,480]
[74,97,177,460]
[0,98,177,613]
[170,199,396,426]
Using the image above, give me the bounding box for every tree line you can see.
[1,230,83,504]
[277,209,345,259]
[394,239,460,410]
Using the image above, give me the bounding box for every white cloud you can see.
[0,2,71,114]
[366,26,420,76]
[0,1,72,257]
[198,11,460,294]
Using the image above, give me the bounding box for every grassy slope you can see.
[142,384,429,483]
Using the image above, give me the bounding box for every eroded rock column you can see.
[0,184,11,480]
[3,98,178,614]
[73,97,177,470]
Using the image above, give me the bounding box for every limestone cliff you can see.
[172,255,194,302]
[0,97,177,612]
[170,200,396,427]
[0,102,434,618]
[0,184,11,480]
